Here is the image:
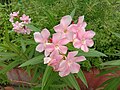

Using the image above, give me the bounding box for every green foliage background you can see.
[0,0,120,86]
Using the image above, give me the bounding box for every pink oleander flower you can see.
[54,15,72,38]
[20,14,31,24]
[44,50,63,71]
[13,21,31,34]
[9,11,19,23]
[46,32,69,55]
[73,30,95,52]
[58,51,86,77]
[34,29,51,56]
[68,16,87,33]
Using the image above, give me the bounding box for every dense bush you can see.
[0,0,120,70]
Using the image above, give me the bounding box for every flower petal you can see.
[41,28,50,39]
[68,24,78,33]
[59,46,68,54]
[75,56,86,62]
[86,39,94,47]
[78,16,84,25]
[67,51,78,59]
[61,15,72,28]
[36,44,44,52]
[59,60,66,70]
[73,39,81,49]
[70,63,80,73]
[84,30,95,39]
[34,32,43,43]
[52,33,62,44]
[81,22,87,29]
[46,43,54,52]
[81,45,89,52]
[44,50,50,57]
[59,38,69,45]
[54,24,64,33]
[66,32,74,41]
[44,57,51,64]
[59,65,70,77]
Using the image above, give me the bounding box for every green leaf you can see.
[77,69,88,87]
[104,77,120,90]
[0,52,17,61]
[78,49,107,57]
[25,24,40,32]
[43,9,56,26]
[64,74,80,90]
[19,55,44,67]
[101,60,120,66]
[21,37,26,52]
[70,8,76,18]
[111,32,120,38]
[0,52,17,57]
[44,72,59,90]
[97,68,120,77]
[41,66,52,90]
[0,60,21,74]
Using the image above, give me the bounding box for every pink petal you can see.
[67,51,78,59]
[75,56,86,62]
[56,55,63,61]
[36,44,44,52]
[59,38,69,45]
[78,16,84,25]
[59,60,66,70]
[46,43,54,52]
[84,30,95,39]
[50,50,58,58]
[73,39,81,49]
[66,32,74,41]
[52,33,62,44]
[81,22,87,29]
[59,66,70,77]
[58,60,70,77]
[61,15,72,28]
[86,39,94,47]
[34,32,43,43]
[81,45,89,52]
[44,50,50,57]
[77,31,85,40]
[70,62,80,73]
[59,46,68,54]
[49,59,57,65]
[68,24,78,33]
[44,57,51,64]
[41,28,50,39]
[54,24,64,33]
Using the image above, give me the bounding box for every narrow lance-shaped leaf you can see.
[25,24,40,32]
[64,74,80,90]
[0,60,21,74]
[78,49,107,57]
[101,60,120,66]
[43,9,56,26]
[77,69,88,88]
[21,37,26,52]
[19,54,44,67]
[70,8,76,18]
[41,66,52,90]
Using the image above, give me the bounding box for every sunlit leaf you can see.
[77,69,88,87]
[19,54,44,67]
[78,49,107,57]
[101,60,120,66]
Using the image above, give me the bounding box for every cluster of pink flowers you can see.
[9,11,31,34]
[34,15,95,77]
